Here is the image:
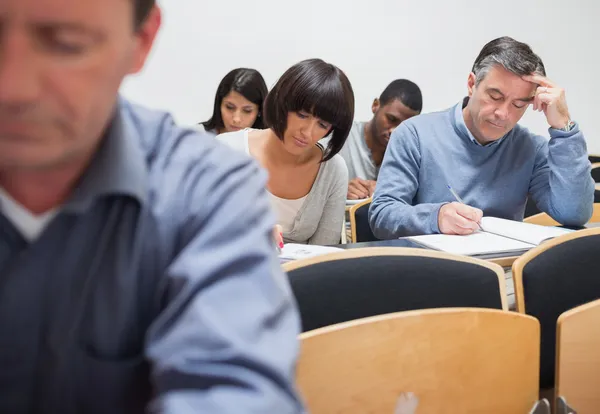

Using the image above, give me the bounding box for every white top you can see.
[269,193,307,233]
[192,123,218,139]
[236,129,308,232]
[0,187,59,242]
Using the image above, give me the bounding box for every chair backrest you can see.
[297,308,540,413]
[348,198,379,243]
[524,203,600,226]
[513,228,600,389]
[555,298,600,412]
[524,197,542,218]
[591,162,600,182]
[588,155,600,164]
[283,247,507,332]
[523,212,560,226]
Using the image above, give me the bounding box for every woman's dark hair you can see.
[263,59,354,162]
[201,68,268,132]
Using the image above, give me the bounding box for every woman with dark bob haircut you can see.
[218,58,354,245]
[198,68,268,137]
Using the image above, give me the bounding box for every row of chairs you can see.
[283,227,600,391]
[297,303,599,413]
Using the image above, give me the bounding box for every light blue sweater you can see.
[369,99,594,238]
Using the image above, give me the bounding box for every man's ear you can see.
[372,98,380,115]
[129,6,162,75]
[467,72,477,97]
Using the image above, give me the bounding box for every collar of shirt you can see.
[454,97,508,148]
[63,99,148,214]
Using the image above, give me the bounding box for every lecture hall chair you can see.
[297,308,541,413]
[555,298,600,413]
[348,198,379,242]
[591,162,600,183]
[513,227,600,389]
[283,247,507,332]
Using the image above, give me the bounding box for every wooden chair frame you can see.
[512,227,600,313]
[348,198,372,243]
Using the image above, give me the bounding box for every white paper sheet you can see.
[279,243,344,260]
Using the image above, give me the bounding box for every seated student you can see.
[0,0,302,412]
[218,59,354,245]
[198,68,268,137]
[328,80,422,200]
[370,36,594,239]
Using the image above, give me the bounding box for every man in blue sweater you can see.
[369,36,594,238]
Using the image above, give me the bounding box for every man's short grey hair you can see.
[134,0,155,29]
[472,36,546,85]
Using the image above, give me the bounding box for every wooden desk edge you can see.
[281,253,519,268]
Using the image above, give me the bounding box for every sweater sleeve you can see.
[528,124,594,226]
[307,156,348,245]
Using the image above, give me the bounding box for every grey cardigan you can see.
[217,130,348,245]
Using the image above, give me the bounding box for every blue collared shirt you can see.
[0,99,303,414]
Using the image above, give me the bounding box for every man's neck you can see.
[0,156,94,215]
[363,120,386,163]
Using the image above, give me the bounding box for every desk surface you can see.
[333,223,599,268]
[333,238,521,267]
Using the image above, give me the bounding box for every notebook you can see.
[346,198,369,206]
[407,217,573,256]
[278,243,344,261]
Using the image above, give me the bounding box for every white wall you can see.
[121,0,600,153]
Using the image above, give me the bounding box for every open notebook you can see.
[278,243,344,261]
[346,198,369,206]
[407,217,573,256]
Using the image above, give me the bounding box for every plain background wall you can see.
[121,0,600,152]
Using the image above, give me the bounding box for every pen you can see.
[276,231,283,254]
[273,225,284,254]
[447,185,482,229]
[446,185,465,204]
